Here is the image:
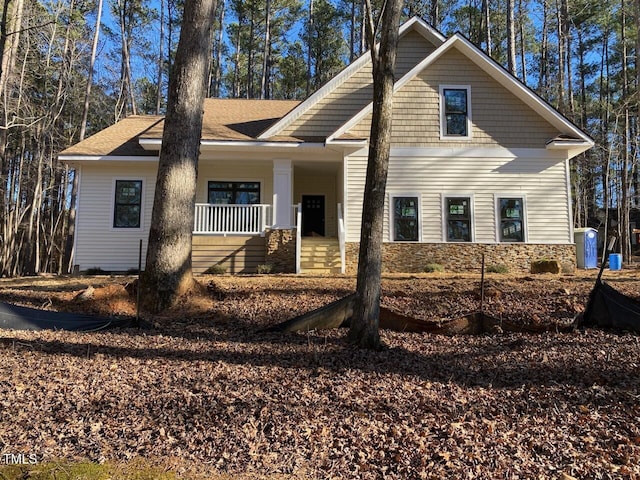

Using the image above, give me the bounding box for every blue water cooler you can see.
[575,228,598,269]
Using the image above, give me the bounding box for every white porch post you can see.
[272,159,293,228]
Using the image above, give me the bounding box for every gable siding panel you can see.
[283,30,438,139]
[345,152,571,245]
[347,48,560,147]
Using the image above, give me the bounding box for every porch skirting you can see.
[192,229,297,275]
[344,243,576,274]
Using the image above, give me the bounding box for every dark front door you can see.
[302,195,325,236]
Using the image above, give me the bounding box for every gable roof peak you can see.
[258,16,446,140]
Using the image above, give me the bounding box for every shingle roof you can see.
[141,98,301,142]
[60,116,164,156]
[60,98,302,158]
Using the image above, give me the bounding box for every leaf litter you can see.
[0,271,639,478]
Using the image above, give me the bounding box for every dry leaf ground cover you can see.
[0,271,639,479]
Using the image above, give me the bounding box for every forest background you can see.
[0,0,638,277]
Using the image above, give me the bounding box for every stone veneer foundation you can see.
[265,229,296,273]
[344,242,576,274]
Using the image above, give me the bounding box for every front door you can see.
[302,195,325,236]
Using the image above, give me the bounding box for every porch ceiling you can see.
[293,161,341,175]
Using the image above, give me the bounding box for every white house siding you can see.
[345,148,572,245]
[74,162,158,272]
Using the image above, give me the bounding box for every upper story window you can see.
[390,195,420,242]
[445,196,472,242]
[440,85,472,139]
[113,180,142,228]
[498,197,526,242]
[208,181,260,204]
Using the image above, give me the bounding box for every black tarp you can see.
[582,279,640,332]
[0,302,134,331]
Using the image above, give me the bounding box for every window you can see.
[498,197,525,242]
[208,181,260,204]
[113,180,142,228]
[440,86,471,138]
[391,196,420,242]
[445,196,472,242]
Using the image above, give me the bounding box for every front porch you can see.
[191,203,345,275]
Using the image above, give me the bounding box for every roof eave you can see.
[546,140,594,157]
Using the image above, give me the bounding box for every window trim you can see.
[442,194,475,242]
[206,179,263,205]
[111,178,144,230]
[495,194,528,243]
[439,85,472,140]
[389,193,422,242]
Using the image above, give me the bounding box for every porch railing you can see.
[337,203,345,274]
[295,203,301,274]
[193,203,271,235]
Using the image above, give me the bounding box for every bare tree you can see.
[140,0,216,312]
[347,0,403,350]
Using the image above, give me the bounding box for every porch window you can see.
[498,197,525,242]
[445,196,472,242]
[208,181,260,204]
[113,180,142,228]
[391,195,420,242]
[440,86,471,138]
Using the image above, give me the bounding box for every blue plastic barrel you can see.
[609,253,622,270]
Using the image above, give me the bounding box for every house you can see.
[59,17,594,275]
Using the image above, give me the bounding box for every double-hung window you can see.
[208,181,260,204]
[113,180,142,228]
[391,195,420,242]
[498,197,525,242]
[445,196,472,242]
[440,86,471,139]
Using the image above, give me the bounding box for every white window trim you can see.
[439,85,473,141]
[442,193,475,242]
[111,177,144,231]
[206,178,264,204]
[494,194,528,243]
[389,193,422,242]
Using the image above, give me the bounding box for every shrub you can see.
[423,263,444,273]
[126,267,140,275]
[530,259,560,274]
[256,263,274,274]
[204,264,226,275]
[83,267,107,275]
[486,264,509,274]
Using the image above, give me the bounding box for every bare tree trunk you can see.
[347,0,403,350]
[141,0,216,312]
[0,0,23,96]
[306,0,313,96]
[79,0,102,140]
[506,0,516,74]
[156,0,164,114]
[210,0,224,97]
[260,0,271,99]
[482,0,491,56]
[518,0,527,83]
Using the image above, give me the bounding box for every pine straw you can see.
[0,272,639,479]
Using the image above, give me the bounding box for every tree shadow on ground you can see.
[2,328,638,396]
